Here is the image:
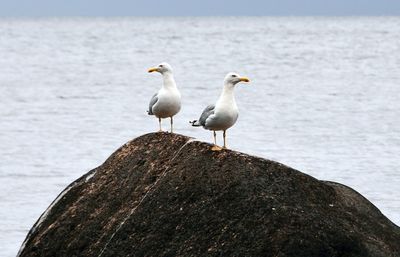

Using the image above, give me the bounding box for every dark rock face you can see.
[18,133,400,257]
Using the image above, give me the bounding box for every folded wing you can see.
[191,104,215,127]
[147,93,158,115]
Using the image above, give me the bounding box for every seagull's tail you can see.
[189,120,201,127]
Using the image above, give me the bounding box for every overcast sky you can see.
[1,0,400,16]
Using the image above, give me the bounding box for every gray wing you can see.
[198,104,215,126]
[147,93,158,115]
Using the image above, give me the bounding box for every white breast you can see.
[152,88,181,118]
[204,96,239,131]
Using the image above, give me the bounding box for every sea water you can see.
[0,17,399,256]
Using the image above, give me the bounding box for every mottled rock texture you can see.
[18,133,400,257]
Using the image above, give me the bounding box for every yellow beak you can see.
[239,77,250,83]
[148,67,158,73]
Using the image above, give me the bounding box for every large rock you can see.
[18,133,400,257]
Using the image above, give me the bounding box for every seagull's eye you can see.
[231,74,237,77]
[159,65,163,68]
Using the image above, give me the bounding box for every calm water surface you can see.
[0,17,399,256]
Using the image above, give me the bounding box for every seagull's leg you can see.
[213,131,217,145]
[158,118,162,132]
[170,116,173,133]
[211,130,223,151]
[223,130,227,149]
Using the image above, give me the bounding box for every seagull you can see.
[190,72,250,150]
[147,62,181,133]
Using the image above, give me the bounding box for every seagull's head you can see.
[224,72,250,86]
[148,62,173,75]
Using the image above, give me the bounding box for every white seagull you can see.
[147,62,181,133]
[190,72,250,150]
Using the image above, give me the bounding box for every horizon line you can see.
[0,14,399,18]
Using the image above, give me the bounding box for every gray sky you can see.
[1,0,400,16]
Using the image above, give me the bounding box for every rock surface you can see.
[18,133,400,257]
